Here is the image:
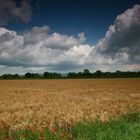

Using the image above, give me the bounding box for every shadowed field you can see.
[0,79,140,130]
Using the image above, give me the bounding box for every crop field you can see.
[0,78,140,133]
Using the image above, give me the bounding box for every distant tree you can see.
[13,74,20,79]
[83,69,92,77]
[43,72,61,79]
[77,72,83,78]
[67,72,77,78]
[84,69,90,74]
[94,70,102,76]
[0,74,21,79]
[24,73,42,79]
[0,70,140,79]
[25,73,32,78]
[43,72,50,78]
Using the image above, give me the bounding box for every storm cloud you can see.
[94,4,140,64]
[0,0,32,25]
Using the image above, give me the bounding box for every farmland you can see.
[0,78,140,132]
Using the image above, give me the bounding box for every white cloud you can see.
[0,4,140,74]
[0,26,92,74]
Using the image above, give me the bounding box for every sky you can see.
[0,0,140,74]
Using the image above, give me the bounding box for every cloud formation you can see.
[0,4,140,74]
[0,0,32,25]
[23,26,86,49]
[0,26,92,73]
[94,4,140,65]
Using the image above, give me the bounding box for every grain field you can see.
[0,79,140,130]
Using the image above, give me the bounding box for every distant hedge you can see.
[0,69,140,79]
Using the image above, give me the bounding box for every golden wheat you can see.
[0,79,140,130]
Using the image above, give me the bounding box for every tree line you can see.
[0,69,140,79]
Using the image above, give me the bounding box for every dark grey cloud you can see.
[95,4,140,64]
[0,0,32,25]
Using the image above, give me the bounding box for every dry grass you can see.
[0,79,140,130]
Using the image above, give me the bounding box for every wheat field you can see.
[0,79,140,131]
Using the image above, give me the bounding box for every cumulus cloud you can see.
[23,26,86,49]
[0,4,140,74]
[0,26,92,73]
[94,4,140,65]
[0,0,32,25]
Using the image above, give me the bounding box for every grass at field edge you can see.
[0,111,140,140]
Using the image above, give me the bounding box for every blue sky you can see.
[7,0,140,44]
[0,0,140,74]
